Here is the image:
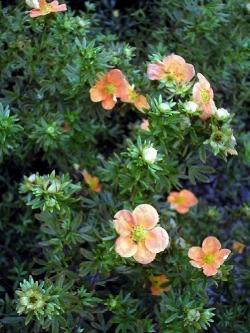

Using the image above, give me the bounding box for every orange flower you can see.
[82,170,101,193]
[147,54,195,84]
[193,73,216,120]
[26,0,67,18]
[188,236,231,276]
[167,190,198,214]
[140,119,150,131]
[113,204,169,264]
[150,275,170,296]
[122,85,150,112]
[90,69,129,110]
[232,241,245,254]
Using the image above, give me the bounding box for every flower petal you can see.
[186,63,195,82]
[113,210,135,236]
[134,95,150,111]
[29,9,45,17]
[189,260,203,268]
[150,286,162,296]
[202,236,221,254]
[102,97,116,110]
[202,264,218,277]
[216,249,231,265]
[107,69,125,84]
[167,192,179,204]
[147,63,164,80]
[188,246,204,261]
[174,205,190,214]
[50,1,67,12]
[192,82,201,101]
[180,190,198,207]
[89,86,105,102]
[133,204,159,229]
[198,73,212,89]
[133,242,156,264]
[200,100,215,120]
[115,236,137,257]
[145,227,169,253]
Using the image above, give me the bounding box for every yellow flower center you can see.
[152,279,161,287]
[39,0,50,11]
[128,89,138,102]
[164,72,176,82]
[131,225,146,242]
[40,1,51,13]
[200,89,210,103]
[175,195,185,205]
[211,131,223,142]
[104,84,116,95]
[203,254,215,264]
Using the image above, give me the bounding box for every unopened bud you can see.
[159,102,171,112]
[143,147,158,164]
[184,101,199,114]
[215,108,230,120]
[28,174,36,183]
[25,0,40,9]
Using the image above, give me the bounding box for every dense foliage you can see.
[0,1,249,333]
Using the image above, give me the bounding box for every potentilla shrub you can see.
[0,2,242,333]
[94,0,250,127]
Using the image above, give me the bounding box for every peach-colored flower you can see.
[122,85,150,112]
[188,236,231,276]
[82,170,101,193]
[193,73,216,120]
[140,119,150,131]
[167,190,198,214]
[150,275,170,296]
[90,69,129,110]
[147,54,195,84]
[113,204,169,264]
[232,241,245,254]
[27,0,67,18]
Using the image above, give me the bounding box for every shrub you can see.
[0,2,249,333]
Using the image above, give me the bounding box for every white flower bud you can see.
[184,101,199,113]
[47,181,60,193]
[25,0,40,9]
[28,174,36,183]
[159,102,171,112]
[231,134,236,145]
[112,9,120,18]
[215,108,230,120]
[142,147,158,164]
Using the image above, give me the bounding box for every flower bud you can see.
[112,9,120,18]
[184,101,198,114]
[47,181,60,193]
[187,309,201,322]
[159,102,171,112]
[25,0,40,9]
[231,134,236,145]
[215,108,230,120]
[28,174,36,183]
[142,147,158,164]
